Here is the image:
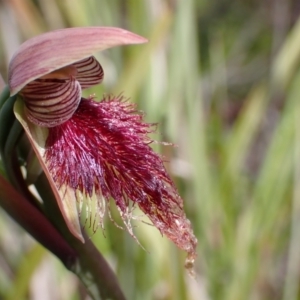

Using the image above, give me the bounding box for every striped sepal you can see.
[21,78,81,127]
[72,56,104,89]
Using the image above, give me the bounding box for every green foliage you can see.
[1,0,300,299]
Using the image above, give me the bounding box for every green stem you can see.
[0,85,10,109]
[4,120,27,189]
[0,97,40,207]
[0,95,16,157]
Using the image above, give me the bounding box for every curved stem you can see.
[0,95,16,157]
[0,85,10,109]
[0,175,77,264]
[0,97,41,207]
[4,120,27,190]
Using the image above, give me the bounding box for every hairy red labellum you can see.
[44,97,197,263]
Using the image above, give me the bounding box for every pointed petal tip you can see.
[127,33,148,44]
[69,225,85,243]
[9,27,148,95]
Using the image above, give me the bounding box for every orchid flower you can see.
[6,27,197,268]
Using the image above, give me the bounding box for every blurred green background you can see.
[1,0,300,299]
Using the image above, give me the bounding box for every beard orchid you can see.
[9,27,197,268]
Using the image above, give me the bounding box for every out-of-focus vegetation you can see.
[1,0,300,299]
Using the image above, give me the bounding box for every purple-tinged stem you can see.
[0,174,77,264]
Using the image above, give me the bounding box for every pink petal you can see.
[21,78,81,127]
[72,56,104,89]
[9,27,147,95]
